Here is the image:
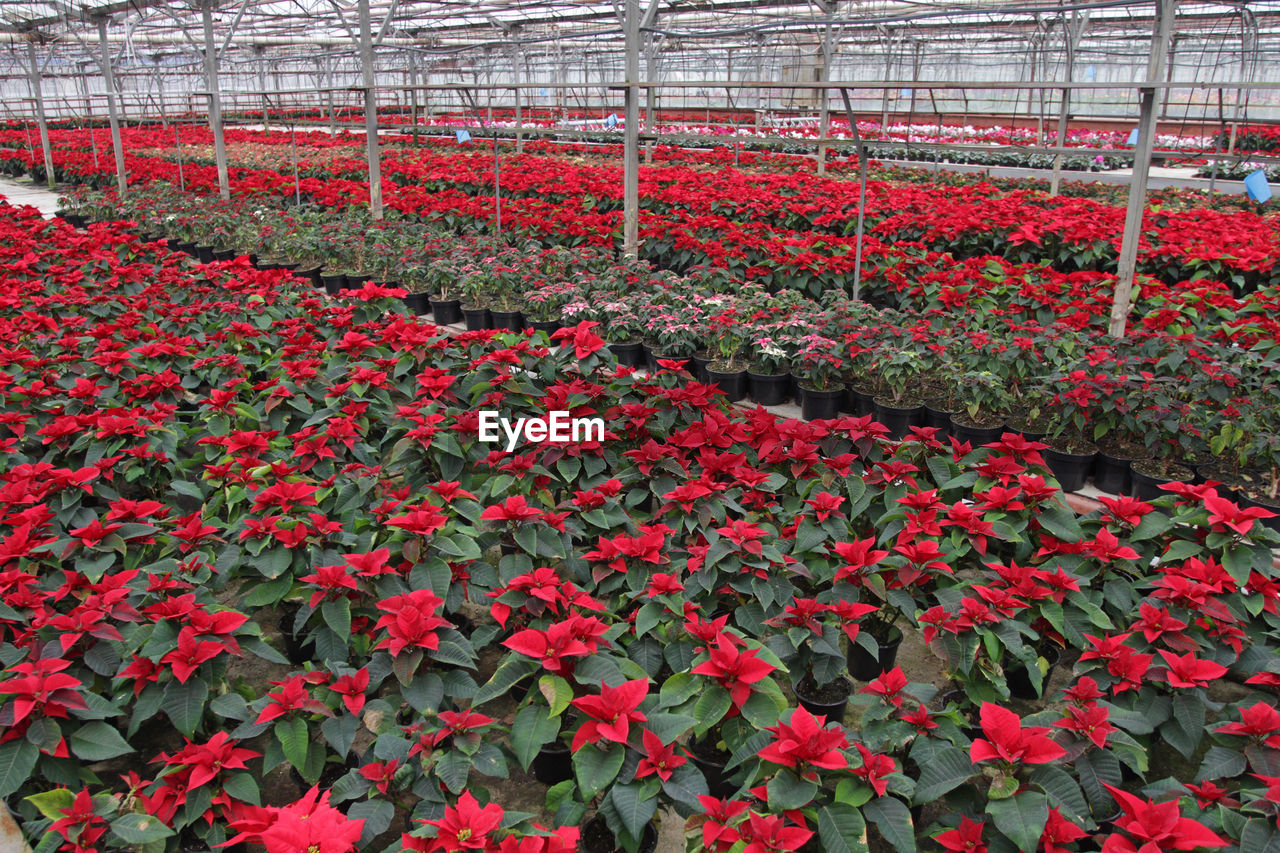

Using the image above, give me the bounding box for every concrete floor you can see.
[0,177,62,218]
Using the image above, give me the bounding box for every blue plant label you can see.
[1245,169,1272,203]
[455,129,471,143]
[1084,65,1097,80]
[606,114,619,128]
[900,88,912,98]
[539,88,548,97]
[1126,129,1139,146]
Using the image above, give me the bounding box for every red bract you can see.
[223,786,363,853]
[1215,701,1280,747]
[1202,494,1276,536]
[691,635,777,707]
[480,495,542,522]
[373,589,449,656]
[969,703,1066,765]
[49,788,107,853]
[1157,650,1229,689]
[1099,783,1226,853]
[549,321,606,358]
[935,816,986,853]
[417,790,504,851]
[159,731,260,790]
[758,705,848,777]
[636,728,687,781]
[329,668,370,715]
[0,657,87,723]
[852,742,896,796]
[570,678,649,750]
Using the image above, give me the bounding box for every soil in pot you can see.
[795,674,852,721]
[707,361,748,403]
[872,395,924,441]
[581,816,658,853]
[848,626,903,681]
[748,368,791,406]
[1004,415,1051,442]
[799,384,842,421]
[1131,458,1194,501]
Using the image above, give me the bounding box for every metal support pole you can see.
[816,24,832,176]
[26,41,56,189]
[357,0,384,220]
[201,3,231,201]
[408,52,420,146]
[96,17,127,197]
[839,88,868,301]
[1109,0,1177,339]
[257,50,270,132]
[622,0,640,257]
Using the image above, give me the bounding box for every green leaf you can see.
[472,657,536,707]
[912,745,974,802]
[816,802,869,853]
[110,813,176,844]
[766,768,819,810]
[1029,765,1088,820]
[511,704,560,769]
[573,743,625,800]
[25,788,75,821]
[861,797,915,853]
[539,675,574,717]
[1197,745,1246,782]
[161,677,208,737]
[610,782,658,841]
[691,684,732,735]
[988,791,1049,852]
[276,716,310,772]
[321,597,351,639]
[69,721,135,761]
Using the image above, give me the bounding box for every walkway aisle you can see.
[0,178,63,219]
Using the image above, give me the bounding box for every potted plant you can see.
[747,335,793,406]
[791,334,844,420]
[705,315,749,402]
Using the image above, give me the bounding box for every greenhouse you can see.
[0,0,1279,851]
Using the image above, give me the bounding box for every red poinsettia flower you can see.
[1157,650,1229,689]
[852,742,896,796]
[969,703,1066,766]
[373,589,449,656]
[690,634,777,707]
[550,321,606,359]
[1215,701,1280,747]
[329,668,370,715]
[570,678,649,750]
[1040,807,1087,853]
[935,816,986,853]
[1099,783,1226,853]
[636,728,687,781]
[758,705,848,778]
[418,790,504,851]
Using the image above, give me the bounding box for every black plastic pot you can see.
[212,248,235,262]
[1238,491,1280,534]
[691,353,712,384]
[1131,462,1193,501]
[430,298,463,325]
[1006,645,1062,700]
[609,341,645,368]
[401,292,432,316]
[1094,452,1133,496]
[1045,447,1097,493]
[194,244,214,263]
[949,417,1005,446]
[689,744,738,799]
[848,626,904,681]
[462,306,490,331]
[923,398,956,435]
[321,271,347,295]
[63,213,88,229]
[343,272,372,291]
[529,320,562,336]
[872,397,923,440]
[748,370,791,406]
[294,266,323,289]
[581,816,658,853]
[850,386,876,417]
[531,740,572,785]
[707,366,748,403]
[800,385,843,421]
[490,309,525,331]
[795,676,853,722]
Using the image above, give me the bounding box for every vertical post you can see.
[257,49,271,132]
[326,56,337,135]
[839,88,867,300]
[1109,0,1176,339]
[816,23,832,176]
[623,0,640,257]
[408,51,419,145]
[879,30,893,132]
[26,41,56,189]
[97,16,127,197]
[357,0,384,220]
[201,3,231,201]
